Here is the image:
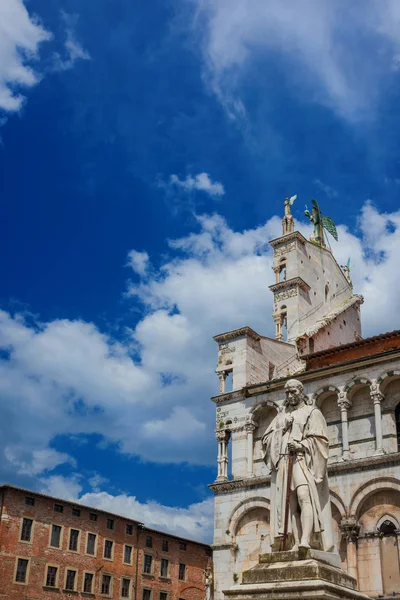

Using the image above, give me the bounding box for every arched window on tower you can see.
[395,403,400,449]
[377,517,400,595]
[325,284,329,302]
[280,305,287,334]
[278,258,287,282]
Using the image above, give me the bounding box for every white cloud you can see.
[170,173,225,197]
[0,202,400,492]
[52,11,90,72]
[80,491,214,542]
[0,0,51,111]
[196,0,400,120]
[37,473,214,542]
[127,250,150,276]
[5,447,74,476]
[39,474,83,501]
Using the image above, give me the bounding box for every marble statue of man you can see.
[262,379,334,552]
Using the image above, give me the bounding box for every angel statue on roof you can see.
[304,199,338,248]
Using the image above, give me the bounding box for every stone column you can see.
[273,265,280,283]
[370,380,385,455]
[245,416,257,478]
[340,520,360,582]
[338,389,351,460]
[273,313,283,341]
[216,430,231,481]
[217,371,227,394]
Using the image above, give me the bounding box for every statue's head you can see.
[284,379,311,407]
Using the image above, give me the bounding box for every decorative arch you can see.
[330,489,347,519]
[349,477,400,518]
[378,370,400,388]
[250,399,279,417]
[312,385,340,407]
[377,370,400,408]
[344,377,371,396]
[228,496,271,537]
[377,513,400,531]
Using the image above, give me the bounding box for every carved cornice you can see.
[211,389,244,404]
[213,326,261,344]
[269,231,307,248]
[269,277,311,294]
[209,475,271,494]
[327,451,400,475]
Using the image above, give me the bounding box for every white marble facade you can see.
[210,213,400,599]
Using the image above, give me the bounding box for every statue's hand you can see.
[287,441,302,453]
[283,415,294,432]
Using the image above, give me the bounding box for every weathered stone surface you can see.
[259,549,341,569]
[224,554,369,599]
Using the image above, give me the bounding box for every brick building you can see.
[0,485,211,600]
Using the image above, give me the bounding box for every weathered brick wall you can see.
[0,486,211,600]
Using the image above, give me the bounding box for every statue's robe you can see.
[262,403,334,552]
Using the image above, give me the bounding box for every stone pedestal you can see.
[223,550,370,600]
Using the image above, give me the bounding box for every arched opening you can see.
[252,404,278,477]
[280,305,287,340]
[395,403,400,450]
[346,381,374,459]
[325,284,329,301]
[357,489,400,597]
[378,517,400,595]
[234,507,270,573]
[316,390,341,462]
[278,258,287,282]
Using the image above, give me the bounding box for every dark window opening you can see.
[86,533,96,555]
[89,512,98,521]
[84,573,93,593]
[15,558,29,583]
[21,518,33,542]
[396,403,400,449]
[160,558,169,577]
[50,524,62,548]
[69,529,79,551]
[379,519,397,536]
[162,539,169,552]
[54,503,63,513]
[179,563,186,580]
[25,496,35,506]
[121,578,131,598]
[104,539,113,559]
[145,535,153,548]
[72,508,80,517]
[124,545,132,564]
[65,569,76,591]
[46,566,57,588]
[101,574,111,595]
[126,523,133,535]
[143,554,153,574]
[106,518,114,530]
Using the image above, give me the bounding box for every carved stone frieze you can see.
[273,241,296,257]
[274,288,298,304]
[209,475,271,494]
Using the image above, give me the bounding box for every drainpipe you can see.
[134,524,145,600]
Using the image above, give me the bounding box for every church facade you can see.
[210,202,400,599]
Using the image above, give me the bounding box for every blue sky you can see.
[1,0,400,541]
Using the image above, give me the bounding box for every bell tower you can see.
[269,199,363,353]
